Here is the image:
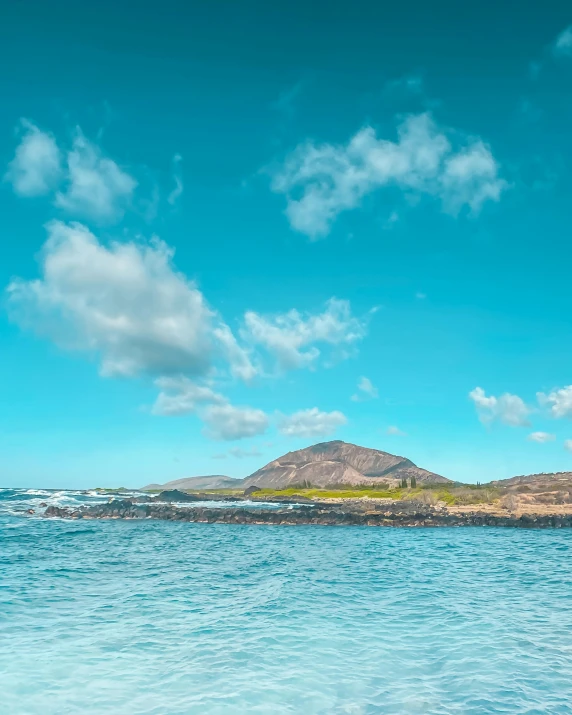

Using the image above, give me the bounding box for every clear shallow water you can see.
[1,489,572,714]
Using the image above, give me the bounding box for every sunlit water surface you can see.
[1,488,572,714]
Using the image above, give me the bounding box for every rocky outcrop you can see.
[43,499,572,528]
[243,486,262,497]
[242,441,448,489]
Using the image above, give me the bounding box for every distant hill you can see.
[486,471,572,506]
[242,440,449,489]
[141,475,241,491]
[488,472,572,489]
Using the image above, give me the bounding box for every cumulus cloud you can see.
[6,221,246,379]
[7,223,371,442]
[5,119,150,222]
[242,298,369,371]
[553,25,572,58]
[152,376,225,416]
[55,130,137,221]
[271,112,506,238]
[527,431,555,443]
[167,154,183,205]
[537,386,572,418]
[5,120,63,197]
[387,425,407,436]
[351,376,378,401]
[278,407,347,437]
[469,387,531,427]
[202,403,269,441]
[564,440,572,453]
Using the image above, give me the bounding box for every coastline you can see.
[43,495,572,528]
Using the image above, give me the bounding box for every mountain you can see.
[141,475,241,491]
[242,440,449,489]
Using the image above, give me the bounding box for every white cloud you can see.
[469,387,531,427]
[167,154,183,205]
[7,222,370,444]
[564,439,572,453]
[228,446,262,458]
[151,376,267,442]
[553,25,572,57]
[278,407,347,437]
[5,120,62,197]
[212,323,257,382]
[537,386,572,418]
[152,376,225,416]
[7,221,234,379]
[271,112,506,238]
[387,425,407,436]
[242,298,369,371]
[415,292,427,299]
[527,431,555,443]
[202,403,269,441]
[351,376,378,401]
[54,130,137,221]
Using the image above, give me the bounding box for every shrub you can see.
[501,493,520,512]
[418,491,438,506]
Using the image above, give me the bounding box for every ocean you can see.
[1,488,572,714]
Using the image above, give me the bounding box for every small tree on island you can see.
[401,477,408,489]
[411,476,417,488]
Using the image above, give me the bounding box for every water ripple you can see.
[1,491,572,713]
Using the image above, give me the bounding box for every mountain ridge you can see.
[141,475,239,491]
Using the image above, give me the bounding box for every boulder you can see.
[244,485,261,497]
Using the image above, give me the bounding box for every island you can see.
[43,441,572,528]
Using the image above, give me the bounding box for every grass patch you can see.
[253,487,402,500]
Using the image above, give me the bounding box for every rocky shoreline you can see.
[43,496,572,528]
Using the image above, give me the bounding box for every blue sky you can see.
[2,0,572,487]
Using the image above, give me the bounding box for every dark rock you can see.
[244,485,261,497]
[41,499,572,529]
[156,490,202,502]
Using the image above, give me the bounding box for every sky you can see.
[2,0,572,487]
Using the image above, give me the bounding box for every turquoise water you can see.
[1,489,572,714]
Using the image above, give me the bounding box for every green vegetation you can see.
[138,481,505,506]
[253,487,400,499]
[94,487,129,493]
[187,483,504,505]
